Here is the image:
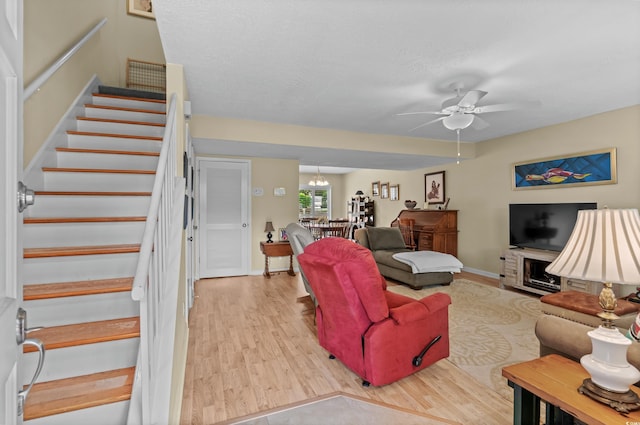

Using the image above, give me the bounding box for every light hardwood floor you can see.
[180,271,514,424]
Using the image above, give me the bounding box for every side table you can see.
[502,354,640,425]
[259,241,296,278]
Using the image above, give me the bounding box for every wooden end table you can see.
[502,354,640,425]
[259,241,296,278]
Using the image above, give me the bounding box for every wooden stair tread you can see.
[24,277,134,300]
[34,190,151,196]
[76,116,165,128]
[24,317,140,353]
[56,147,160,157]
[67,130,162,141]
[24,367,135,421]
[84,103,165,115]
[24,216,146,224]
[42,167,155,175]
[24,244,140,258]
[92,92,166,104]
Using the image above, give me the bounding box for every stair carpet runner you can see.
[21,91,166,423]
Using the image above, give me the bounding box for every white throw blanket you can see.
[392,251,463,274]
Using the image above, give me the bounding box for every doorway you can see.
[197,158,251,278]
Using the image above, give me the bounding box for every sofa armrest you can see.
[418,292,452,314]
[388,302,428,325]
[388,292,451,325]
[535,314,640,372]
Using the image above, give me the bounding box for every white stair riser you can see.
[92,94,166,112]
[76,120,165,138]
[21,338,138,385]
[84,106,166,124]
[25,292,138,327]
[24,221,146,248]
[43,172,155,192]
[25,196,150,217]
[26,399,129,425]
[67,134,162,152]
[56,151,159,170]
[23,253,139,284]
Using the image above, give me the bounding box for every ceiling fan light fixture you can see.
[443,112,474,130]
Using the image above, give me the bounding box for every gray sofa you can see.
[354,226,453,289]
[535,292,640,374]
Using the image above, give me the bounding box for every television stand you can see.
[500,248,560,295]
[500,248,630,297]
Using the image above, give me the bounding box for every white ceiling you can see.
[155,0,640,172]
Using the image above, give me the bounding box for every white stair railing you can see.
[129,93,183,425]
[24,18,107,100]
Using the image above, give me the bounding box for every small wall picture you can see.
[380,182,389,199]
[425,171,445,204]
[389,184,399,201]
[128,0,155,19]
[279,228,288,241]
[371,181,380,197]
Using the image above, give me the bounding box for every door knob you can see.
[17,181,35,212]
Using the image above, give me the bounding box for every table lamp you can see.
[545,208,640,412]
[264,221,275,243]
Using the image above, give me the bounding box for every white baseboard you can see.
[462,267,499,280]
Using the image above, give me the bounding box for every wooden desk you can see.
[259,241,295,278]
[502,354,640,425]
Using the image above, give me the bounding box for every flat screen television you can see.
[509,202,597,252]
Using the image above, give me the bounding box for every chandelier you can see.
[308,166,329,186]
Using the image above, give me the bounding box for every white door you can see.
[1,0,23,423]
[197,158,250,278]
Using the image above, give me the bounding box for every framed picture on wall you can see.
[512,148,617,189]
[128,0,155,19]
[425,171,445,204]
[381,182,389,199]
[372,181,380,197]
[389,184,399,201]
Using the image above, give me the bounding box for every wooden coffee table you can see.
[502,354,640,425]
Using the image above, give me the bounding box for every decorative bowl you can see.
[404,200,417,209]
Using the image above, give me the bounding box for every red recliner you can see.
[298,237,451,386]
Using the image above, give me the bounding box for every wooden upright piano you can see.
[390,209,458,257]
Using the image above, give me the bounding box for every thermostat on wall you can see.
[273,187,286,196]
[252,187,264,196]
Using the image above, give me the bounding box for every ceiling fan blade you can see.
[470,115,490,130]
[458,90,488,108]
[472,100,541,114]
[408,117,445,132]
[397,111,446,116]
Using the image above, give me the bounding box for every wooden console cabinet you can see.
[391,209,458,257]
[500,248,630,297]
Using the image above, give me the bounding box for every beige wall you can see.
[190,115,475,161]
[345,106,640,275]
[23,0,165,166]
[250,158,300,271]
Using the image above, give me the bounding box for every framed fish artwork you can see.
[512,148,617,190]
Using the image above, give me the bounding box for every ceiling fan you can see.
[397,82,540,133]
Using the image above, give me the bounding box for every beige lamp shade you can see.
[545,208,640,285]
[264,221,275,233]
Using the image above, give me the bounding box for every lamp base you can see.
[266,232,274,243]
[578,378,640,413]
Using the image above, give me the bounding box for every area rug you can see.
[219,392,461,425]
[387,279,541,401]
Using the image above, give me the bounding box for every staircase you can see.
[22,90,166,424]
